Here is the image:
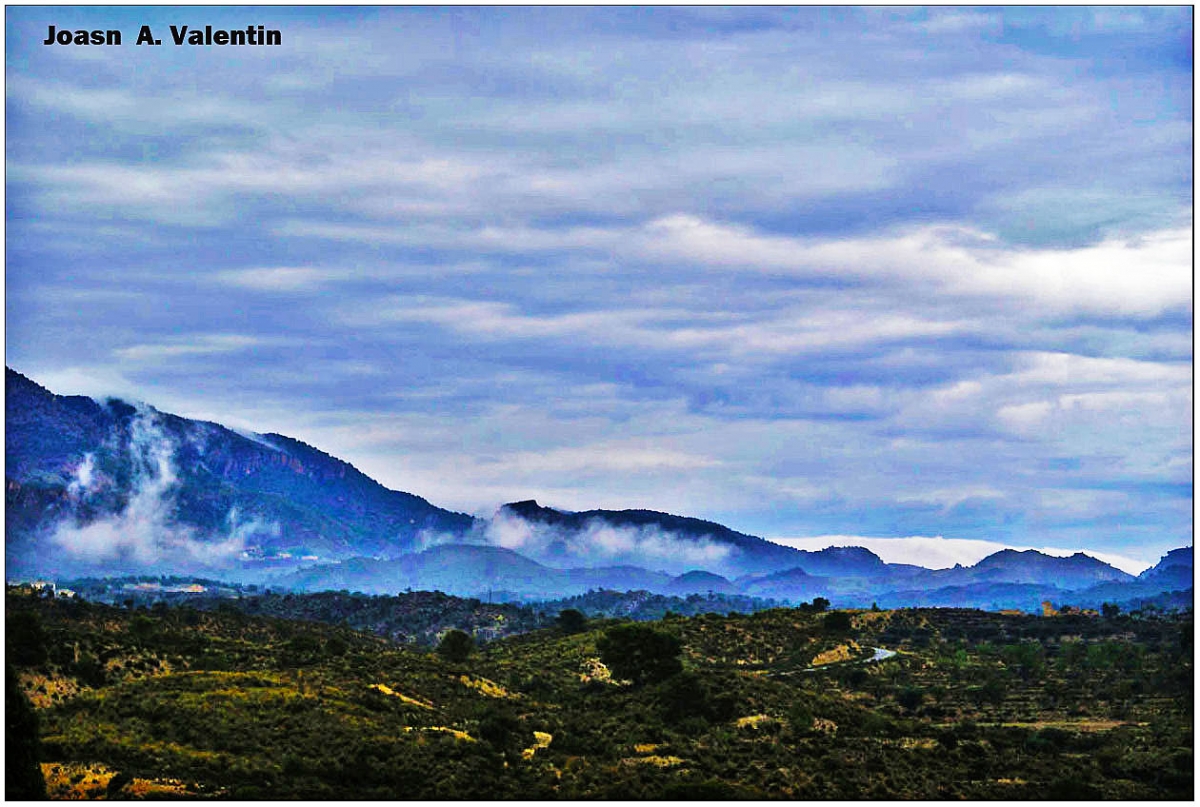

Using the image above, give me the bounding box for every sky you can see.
[5,7,1193,573]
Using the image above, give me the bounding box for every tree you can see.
[5,612,48,668]
[822,611,853,633]
[655,670,737,724]
[556,609,588,634]
[1101,602,1121,619]
[5,665,46,800]
[596,624,682,686]
[436,629,474,664]
[128,614,157,644]
[800,597,831,614]
[896,686,924,712]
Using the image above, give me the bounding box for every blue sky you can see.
[6,7,1192,571]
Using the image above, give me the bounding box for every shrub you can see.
[437,630,474,664]
[6,612,48,667]
[822,612,853,633]
[556,609,588,635]
[596,624,682,686]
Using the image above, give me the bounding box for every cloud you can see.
[6,7,1190,567]
[213,267,342,292]
[50,408,249,568]
[482,508,733,573]
[66,454,98,498]
[114,334,286,362]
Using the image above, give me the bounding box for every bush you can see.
[6,612,48,667]
[822,612,853,633]
[596,624,682,686]
[896,687,924,712]
[5,665,46,800]
[436,630,474,664]
[556,609,588,634]
[654,670,738,725]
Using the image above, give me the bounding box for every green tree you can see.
[5,612,48,667]
[556,608,588,634]
[596,624,682,686]
[805,597,831,613]
[436,629,474,664]
[5,665,46,799]
[896,686,924,712]
[128,613,157,644]
[822,611,853,633]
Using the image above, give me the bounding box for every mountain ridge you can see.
[5,367,1188,613]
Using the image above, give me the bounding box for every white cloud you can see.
[213,267,340,292]
[50,409,248,567]
[996,401,1055,433]
[114,334,287,362]
[482,508,733,573]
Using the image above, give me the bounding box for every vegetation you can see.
[596,624,683,686]
[436,629,474,663]
[5,587,1192,799]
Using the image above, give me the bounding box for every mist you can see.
[480,507,734,575]
[50,407,250,570]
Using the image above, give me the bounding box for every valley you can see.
[6,587,1192,799]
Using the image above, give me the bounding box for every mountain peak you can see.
[970,548,1131,586]
[500,500,565,521]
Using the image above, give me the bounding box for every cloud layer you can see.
[7,7,1192,568]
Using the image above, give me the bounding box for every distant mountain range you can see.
[5,367,1192,612]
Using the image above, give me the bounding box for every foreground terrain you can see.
[6,589,1192,799]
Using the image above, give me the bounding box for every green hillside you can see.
[6,589,1192,799]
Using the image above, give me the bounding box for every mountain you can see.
[966,549,1134,587]
[771,545,892,578]
[905,548,1134,593]
[280,544,555,598]
[279,546,684,600]
[664,570,737,596]
[1138,546,1193,590]
[6,368,1191,613]
[6,367,476,577]
[739,566,831,601]
[495,499,806,576]
[873,582,1072,612]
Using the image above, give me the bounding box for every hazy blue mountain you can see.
[496,499,809,577]
[739,567,832,601]
[6,368,1191,612]
[6,367,476,577]
[873,582,1073,613]
[565,565,675,594]
[665,570,738,596]
[279,544,557,598]
[907,549,1134,592]
[1137,546,1193,590]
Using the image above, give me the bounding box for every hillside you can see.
[6,368,476,577]
[6,589,1192,800]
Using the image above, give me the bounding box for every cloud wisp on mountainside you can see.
[482,506,733,575]
[49,407,259,569]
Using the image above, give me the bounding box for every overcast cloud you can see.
[6,7,1192,568]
